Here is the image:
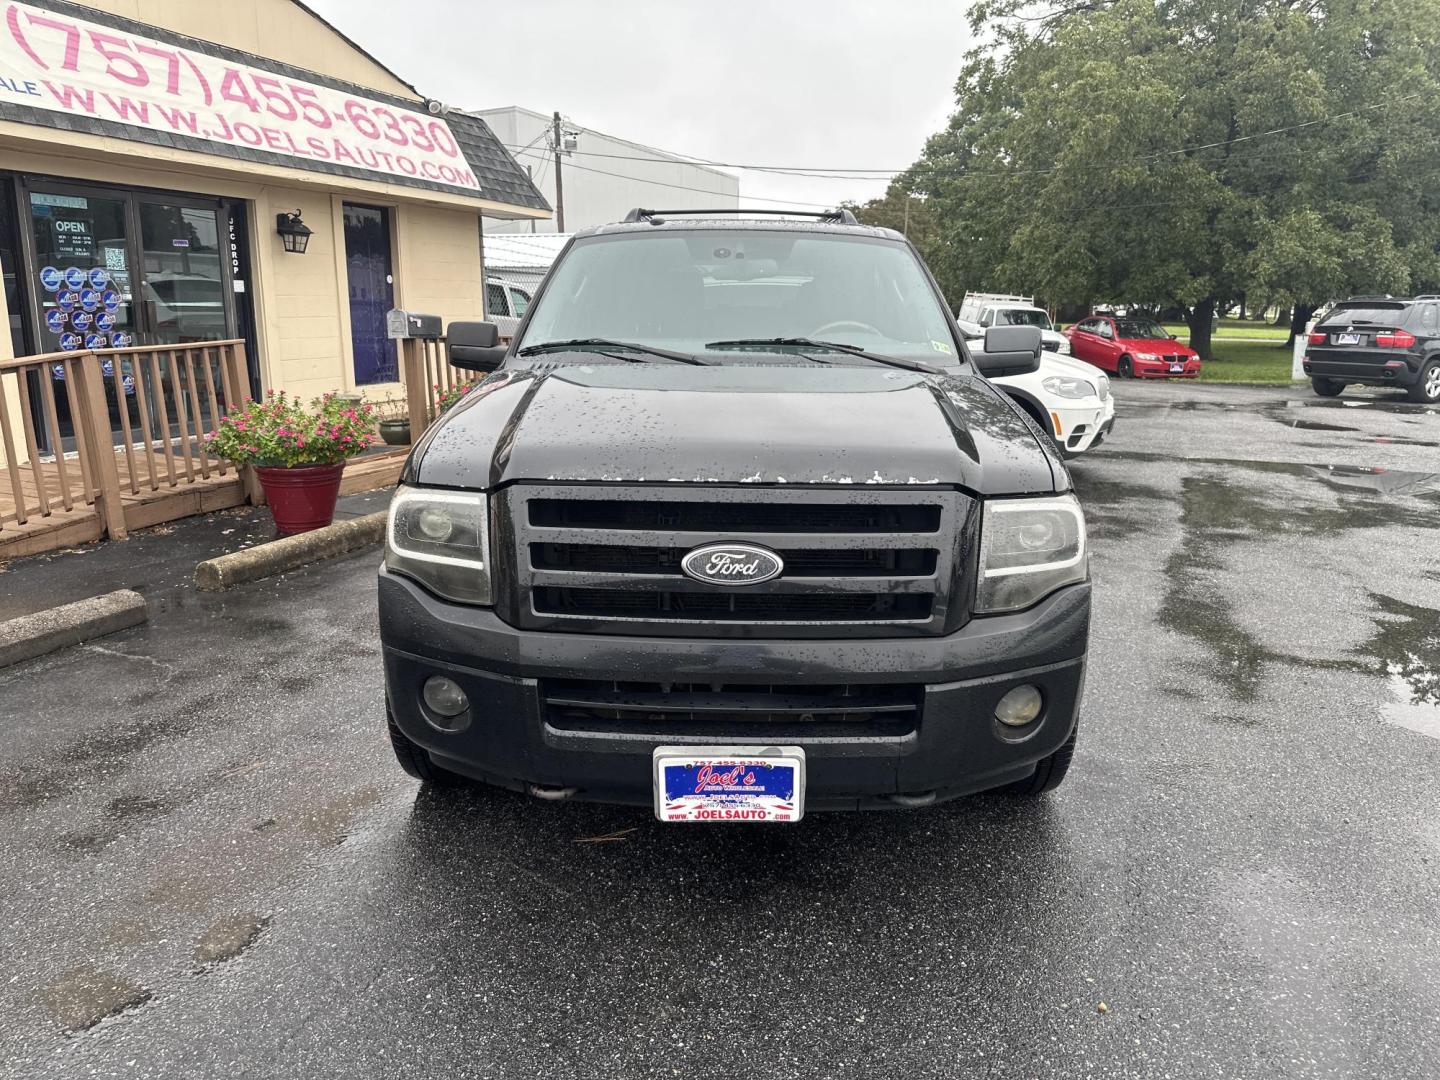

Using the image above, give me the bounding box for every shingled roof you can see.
[3,0,550,212]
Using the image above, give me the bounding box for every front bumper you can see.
[379,569,1090,810]
[1054,398,1115,456]
[1134,356,1200,378]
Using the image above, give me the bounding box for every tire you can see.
[1311,377,1345,398]
[1117,355,1134,379]
[1408,358,1440,404]
[387,710,464,785]
[1002,726,1078,797]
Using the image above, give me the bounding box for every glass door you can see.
[136,200,229,345]
[26,185,139,449]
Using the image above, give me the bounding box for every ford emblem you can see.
[681,542,784,587]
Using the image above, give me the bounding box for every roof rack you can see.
[621,207,859,225]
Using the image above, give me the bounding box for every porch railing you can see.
[399,336,485,437]
[0,340,251,544]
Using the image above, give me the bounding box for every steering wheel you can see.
[811,320,883,338]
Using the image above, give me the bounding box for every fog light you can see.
[423,676,468,717]
[995,684,1043,727]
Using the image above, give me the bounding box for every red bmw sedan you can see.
[1063,315,1202,378]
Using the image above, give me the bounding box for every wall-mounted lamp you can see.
[275,209,312,254]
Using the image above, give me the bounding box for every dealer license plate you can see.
[1335,333,1361,345]
[1169,362,1185,373]
[653,746,805,823]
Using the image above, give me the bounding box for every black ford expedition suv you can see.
[1304,295,1440,402]
[379,210,1090,820]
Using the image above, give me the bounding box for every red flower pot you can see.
[254,463,346,535]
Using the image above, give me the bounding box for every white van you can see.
[958,292,1069,354]
[484,278,533,338]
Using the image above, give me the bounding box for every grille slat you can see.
[534,586,933,622]
[542,678,921,739]
[504,485,971,638]
[531,543,938,577]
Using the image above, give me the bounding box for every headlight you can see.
[385,486,492,605]
[1041,375,1096,399]
[1056,340,1071,355]
[976,494,1087,613]
[1134,352,1160,361]
[1097,373,1110,401]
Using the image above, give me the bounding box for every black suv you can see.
[1304,296,1440,402]
[379,210,1090,821]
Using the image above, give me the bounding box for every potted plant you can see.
[370,396,412,446]
[207,391,377,534]
[434,381,475,414]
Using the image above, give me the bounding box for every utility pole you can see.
[552,110,565,233]
[901,193,910,237]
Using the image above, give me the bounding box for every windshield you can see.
[1114,318,1169,340]
[996,308,1052,330]
[517,230,960,364]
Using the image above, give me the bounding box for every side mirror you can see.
[974,325,1042,377]
[448,321,507,372]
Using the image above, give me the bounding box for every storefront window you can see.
[29,189,137,353]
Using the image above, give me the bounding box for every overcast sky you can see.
[306,0,974,210]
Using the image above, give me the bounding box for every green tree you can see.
[906,0,1440,358]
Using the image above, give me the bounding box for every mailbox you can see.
[385,309,443,340]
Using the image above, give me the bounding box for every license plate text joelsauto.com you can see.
[653,748,806,823]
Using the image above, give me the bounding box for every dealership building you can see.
[0,0,550,405]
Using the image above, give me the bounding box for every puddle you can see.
[1357,594,1440,706]
[1305,465,1440,497]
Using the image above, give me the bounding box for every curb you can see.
[194,511,387,592]
[0,589,149,669]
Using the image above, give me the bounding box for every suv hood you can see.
[407,364,1062,495]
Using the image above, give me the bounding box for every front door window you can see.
[344,204,397,384]
[138,202,228,345]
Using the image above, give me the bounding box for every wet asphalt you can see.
[1,380,1437,1079]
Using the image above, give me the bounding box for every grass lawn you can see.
[1192,339,1298,384]
[1160,318,1290,341]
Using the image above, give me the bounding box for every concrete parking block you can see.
[0,589,149,668]
[193,511,387,592]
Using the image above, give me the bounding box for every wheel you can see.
[1311,377,1345,398]
[1117,355,1134,378]
[1408,358,1440,403]
[1002,726,1077,797]
[387,710,464,785]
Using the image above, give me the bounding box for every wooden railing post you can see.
[217,343,265,507]
[73,351,129,540]
[402,338,431,438]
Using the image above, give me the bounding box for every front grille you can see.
[1162,354,1181,364]
[542,678,921,739]
[502,484,973,638]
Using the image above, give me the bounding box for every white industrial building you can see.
[473,106,740,234]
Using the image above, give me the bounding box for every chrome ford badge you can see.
[681,542,784,587]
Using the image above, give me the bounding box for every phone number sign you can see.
[0,2,480,191]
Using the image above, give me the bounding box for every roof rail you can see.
[1413,294,1440,301]
[1342,294,1397,301]
[621,207,859,225]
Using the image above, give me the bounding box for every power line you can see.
[502,91,1427,189]
[506,145,845,209]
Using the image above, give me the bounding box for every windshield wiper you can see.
[705,337,942,375]
[517,338,708,365]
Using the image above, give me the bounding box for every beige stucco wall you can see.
[0,134,522,411]
[74,0,417,98]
